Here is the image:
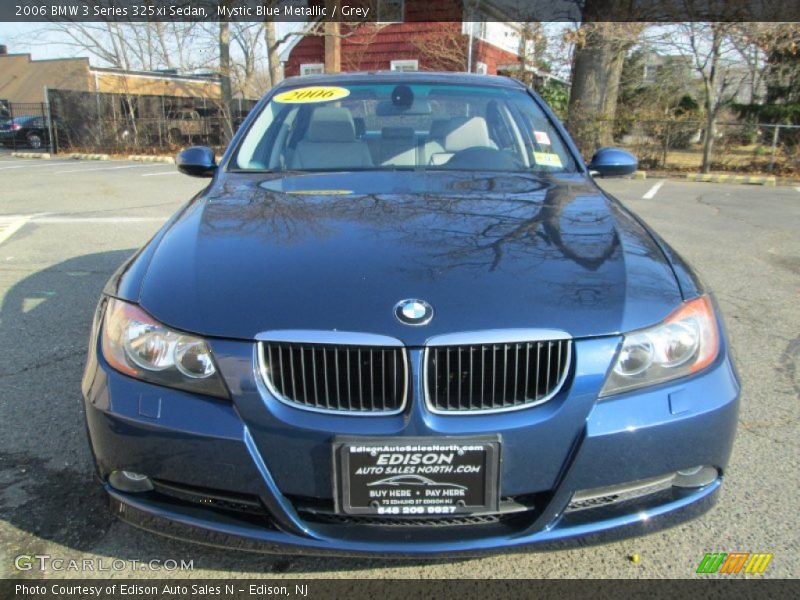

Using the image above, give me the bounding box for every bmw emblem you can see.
[394,298,434,326]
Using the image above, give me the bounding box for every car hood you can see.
[137,170,682,344]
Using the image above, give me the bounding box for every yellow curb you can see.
[11,152,50,159]
[686,173,775,186]
[633,170,647,180]
[68,153,110,161]
[128,155,175,164]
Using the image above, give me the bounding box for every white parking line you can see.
[642,181,665,200]
[0,215,32,245]
[0,161,76,170]
[142,171,178,177]
[795,187,800,194]
[53,164,167,174]
[33,216,167,223]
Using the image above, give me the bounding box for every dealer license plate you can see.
[333,437,500,516]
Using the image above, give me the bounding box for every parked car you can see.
[82,72,739,556]
[165,109,218,144]
[0,115,50,149]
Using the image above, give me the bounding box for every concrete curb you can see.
[128,155,175,164]
[68,153,110,161]
[684,173,777,186]
[631,170,781,186]
[11,152,50,159]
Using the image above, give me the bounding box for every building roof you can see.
[0,52,223,103]
[90,66,221,85]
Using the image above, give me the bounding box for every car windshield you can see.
[232,81,577,174]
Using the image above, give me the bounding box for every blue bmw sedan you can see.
[82,72,739,556]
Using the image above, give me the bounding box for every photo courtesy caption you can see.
[15,583,309,597]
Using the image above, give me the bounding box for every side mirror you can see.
[588,147,638,178]
[176,146,217,178]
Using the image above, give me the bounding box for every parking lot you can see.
[0,150,797,579]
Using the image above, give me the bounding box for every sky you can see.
[0,21,301,63]
[0,23,76,58]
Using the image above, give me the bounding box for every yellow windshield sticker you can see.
[287,190,353,195]
[273,86,351,104]
[533,152,563,168]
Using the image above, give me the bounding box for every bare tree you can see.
[30,20,209,73]
[727,23,788,105]
[567,22,646,155]
[664,23,748,172]
[264,21,282,89]
[230,23,258,98]
[218,1,234,141]
[408,24,469,72]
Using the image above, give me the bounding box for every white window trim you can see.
[299,63,324,76]
[378,0,404,24]
[390,59,419,72]
[475,61,488,75]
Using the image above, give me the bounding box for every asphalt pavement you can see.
[0,152,797,578]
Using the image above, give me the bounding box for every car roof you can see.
[277,71,527,90]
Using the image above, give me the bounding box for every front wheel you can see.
[26,133,43,149]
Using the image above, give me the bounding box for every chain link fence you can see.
[1,90,257,155]
[603,119,800,175]
[0,101,52,152]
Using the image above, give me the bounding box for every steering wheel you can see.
[445,147,523,171]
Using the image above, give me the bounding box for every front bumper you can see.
[82,334,740,556]
[106,481,722,557]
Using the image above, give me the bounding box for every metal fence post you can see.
[44,86,56,155]
[661,120,672,169]
[8,101,15,151]
[768,125,780,172]
[159,95,165,150]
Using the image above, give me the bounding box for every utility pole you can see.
[324,0,341,73]
[219,0,234,141]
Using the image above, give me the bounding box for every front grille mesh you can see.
[426,339,571,412]
[260,342,406,413]
[310,513,504,527]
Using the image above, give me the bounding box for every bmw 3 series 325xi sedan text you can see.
[82,72,740,556]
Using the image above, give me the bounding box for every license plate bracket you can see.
[332,436,500,517]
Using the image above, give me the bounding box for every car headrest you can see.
[381,127,415,141]
[306,107,357,143]
[444,116,491,152]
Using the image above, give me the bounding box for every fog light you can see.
[108,470,154,493]
[673,465,718,488]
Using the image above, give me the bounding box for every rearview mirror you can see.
[176,146,217,178]
[588,148,638,178]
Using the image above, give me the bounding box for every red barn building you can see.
[282,1,529,78]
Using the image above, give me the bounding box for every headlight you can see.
[100,297,229,399]
[600,295,719,397]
